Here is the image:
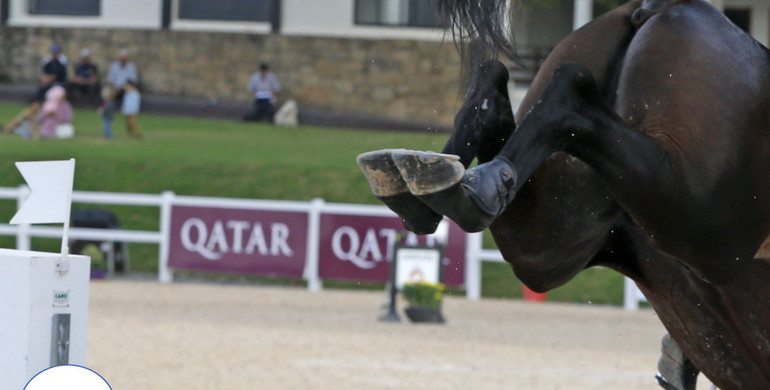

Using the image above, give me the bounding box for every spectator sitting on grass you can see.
[1,72,58,137]
[36,84,73,139]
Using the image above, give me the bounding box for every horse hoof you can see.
[357,149,443,234]
[356,149,409,197]
[391,150,465,196]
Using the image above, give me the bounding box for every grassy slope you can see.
[0,103,624,304]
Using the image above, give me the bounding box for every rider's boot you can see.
[656,334,700,390]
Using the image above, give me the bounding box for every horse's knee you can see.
[548,62,599,95]
[520,63,607,149]
[446,59,516,165]
[537,63,607,120]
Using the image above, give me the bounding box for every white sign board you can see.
[394,247,442,289]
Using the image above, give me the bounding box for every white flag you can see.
[10,159,75,225]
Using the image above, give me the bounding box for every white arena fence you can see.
[0,186,647,310]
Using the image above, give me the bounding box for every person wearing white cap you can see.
[104,48,139,121]
[106,48,138,98]
[69,48,100,103]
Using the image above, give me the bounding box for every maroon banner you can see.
[168,205,308,277]
[318,215,466,286]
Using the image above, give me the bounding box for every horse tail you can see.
[437,0,518,62]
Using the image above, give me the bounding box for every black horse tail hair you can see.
[437,0,518,63]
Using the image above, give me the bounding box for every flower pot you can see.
[404,307,445,323]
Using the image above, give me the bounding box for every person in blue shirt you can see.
[244,63,280,122]
[120,80,142,138]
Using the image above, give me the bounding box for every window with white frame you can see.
[28,0,100,16]
[178,0,272,22]
[355,0,446,28]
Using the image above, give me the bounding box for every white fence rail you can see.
[0,186,646,309]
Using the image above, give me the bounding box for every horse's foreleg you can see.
[390,62,604,233]
[389,64,577,233]
[390,150,515,232]
[359,58,516,235]
[357,142,497,234]
[408,61,753,283]
[357,149,444,234]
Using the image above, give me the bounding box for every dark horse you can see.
[357,0,770,389]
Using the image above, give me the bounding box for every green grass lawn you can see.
[0,103,625,305]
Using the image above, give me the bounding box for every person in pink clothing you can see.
[36,85,73,139]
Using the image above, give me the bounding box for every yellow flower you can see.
[402,281,445,309]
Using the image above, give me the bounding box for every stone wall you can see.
[0,26,464,127]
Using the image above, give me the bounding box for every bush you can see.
[402,281,445,309]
